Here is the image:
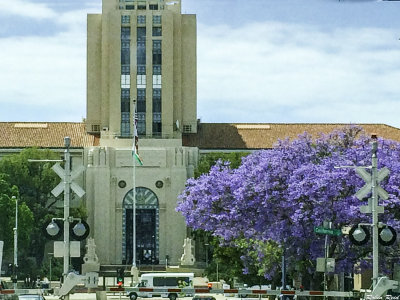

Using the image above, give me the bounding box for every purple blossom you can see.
[176,126,400,278]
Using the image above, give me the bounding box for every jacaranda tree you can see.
[177,126,400,284]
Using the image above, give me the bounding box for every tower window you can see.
[152,15,161,25]
[152,40,161,65]
[137,65,146,75]
[153,75,161,88]
[121,88,130,99]
[121,27,131,40]
[153,65,161,75]
[137,88,146,102]
[152,113,161,136]
[153,89,161,113]
[152,27,162,37]
[137,75,146,88]
[137,27,146,41]
[149,4,158,10]
[137,15,146,24]
[121,47,130,65]
[121,15,130,24]
[138,5,146,10]
[126,5,135,10]
[122,64,130,75]
[121,75,130,88]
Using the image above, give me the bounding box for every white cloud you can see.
[0,24,87,121]
[0,0,102,122]
[0,0,57,20]
[197,21,400,126]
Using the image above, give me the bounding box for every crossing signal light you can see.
[349,224,397,246]
[378,226,397,246]
[70,220,90,241]
[43,220,63,240]
[117,268,124,286]
[43,219,90,241]
[349,225,370,246]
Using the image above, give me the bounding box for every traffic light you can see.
[117,268,124,286]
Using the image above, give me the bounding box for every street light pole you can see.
[12,196,18,289]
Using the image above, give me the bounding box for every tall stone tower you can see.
[86,0,197,138]
[84,0,198,266]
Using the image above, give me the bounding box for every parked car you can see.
[18,294,45,300]
[192,296,216,300]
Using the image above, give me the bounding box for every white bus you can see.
[126,273,194,300]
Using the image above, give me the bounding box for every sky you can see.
[0,0,399,127]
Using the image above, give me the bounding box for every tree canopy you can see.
[0,175,34,257]
[177,126,400,281]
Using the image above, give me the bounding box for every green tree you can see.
[0,175,34,258]
[194,152,249,178]
[0,148,61,265]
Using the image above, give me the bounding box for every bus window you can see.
[165,277,178,286]
[154,277,165,286]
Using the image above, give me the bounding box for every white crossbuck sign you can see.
[355,167,390,200]
[51,163,85,198]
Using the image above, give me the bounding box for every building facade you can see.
[84,0,198,266]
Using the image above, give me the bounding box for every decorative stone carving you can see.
[180,237,195,266]
[82,238,100,274]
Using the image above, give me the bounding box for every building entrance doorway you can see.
[123,187,159,265]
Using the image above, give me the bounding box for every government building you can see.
[1,0,400,270]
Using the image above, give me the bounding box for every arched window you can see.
[122,187,159,265]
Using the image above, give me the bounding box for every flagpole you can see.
[131,99,138,284]
[133,149,136,268]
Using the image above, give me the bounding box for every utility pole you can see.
[63,137,71,298]
[12,196,18,289]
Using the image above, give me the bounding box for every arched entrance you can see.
[122,187,159,265]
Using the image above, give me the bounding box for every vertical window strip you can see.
[137,88,146,136]
[152,40,161,66]
[121,26,131,137]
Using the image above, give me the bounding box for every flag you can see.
[133,109,143,165]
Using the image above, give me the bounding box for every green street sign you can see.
[314,226,342,236]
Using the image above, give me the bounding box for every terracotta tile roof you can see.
[183,123,400,150]
[0,122,99,148]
